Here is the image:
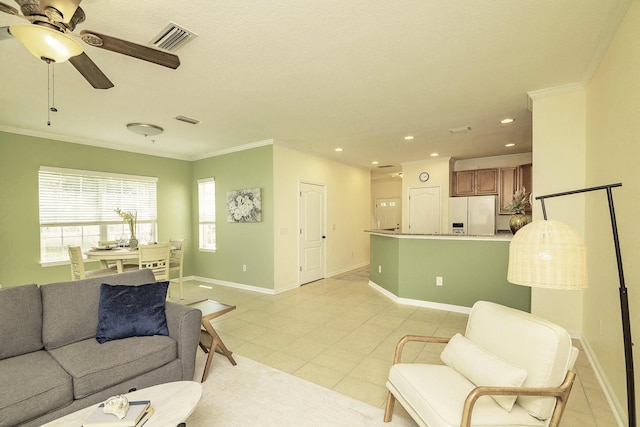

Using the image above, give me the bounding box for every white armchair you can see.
[384,301,579,427]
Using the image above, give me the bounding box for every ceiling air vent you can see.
[175,115,200,125]
[151,22,197,52]
[377,164,394,168]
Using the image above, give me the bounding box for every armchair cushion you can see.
[96,281,170,344]
[440,333,527,411]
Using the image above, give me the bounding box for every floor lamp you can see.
[507,183,634,427]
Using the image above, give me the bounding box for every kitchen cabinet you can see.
[452,168,498,196]
[498,164,532,214]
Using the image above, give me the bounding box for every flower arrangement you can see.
[227,188,262,222]
[506,187,530,215]
[114,208,137,239]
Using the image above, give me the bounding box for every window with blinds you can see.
[198,178,216,251]
[38,166,158,264]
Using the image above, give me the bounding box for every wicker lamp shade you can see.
[507,220,587,290]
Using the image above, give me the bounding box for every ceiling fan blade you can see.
[0,2,21,17]
[69,52,114,89]
[0,26,12,40]
[80,30,180,69]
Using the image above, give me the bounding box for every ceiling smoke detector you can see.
[151,22,197,52]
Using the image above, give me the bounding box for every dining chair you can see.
[68,246,117,281]
[138,242,171,282]
[169,238,185,299]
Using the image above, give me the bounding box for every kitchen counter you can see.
[365,229,512,241]
[368,232,529,313]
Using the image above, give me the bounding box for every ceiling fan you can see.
[0,0,180,89]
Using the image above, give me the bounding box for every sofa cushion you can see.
[0,284,43,360]
[0,350,73,427]
[440,333,527,411]
[48,335,177,399]
[41,269,157,350]
[96,281,169,344]
[387,364,544,427]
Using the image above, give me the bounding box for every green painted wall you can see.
[0,131,192,286]
[191,145,274,290]
[369,234,531,311]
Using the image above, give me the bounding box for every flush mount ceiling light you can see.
[126,123,164,137]
[9,24,83,63]
[448,126,471,134]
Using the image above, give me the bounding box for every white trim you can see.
[580,337,626,427]
[191,275,276,295]
[527,83,585,111]
[193,139,274,161]
[327,261,370,278]
[368,280,472,314]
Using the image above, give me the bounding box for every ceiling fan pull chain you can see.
[46,60,58,126]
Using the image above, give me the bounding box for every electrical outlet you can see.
[242,264,247,272]
[378,265,382,273]
[436,276,443,286]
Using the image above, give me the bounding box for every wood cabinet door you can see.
[499,167,517,214]
[476,169,499,194]
[454,170,475,195]
[518,163,533,212]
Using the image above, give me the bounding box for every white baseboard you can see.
[579,337,626,427]
[190,275,276,295]
[368,280,471,314]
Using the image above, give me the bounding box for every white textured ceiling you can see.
[0,0,629,174]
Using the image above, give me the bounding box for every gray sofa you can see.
[0,269,202,427]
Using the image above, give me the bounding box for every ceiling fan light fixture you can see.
[9,24,83,63]
[126,123,164,137]
[40,0,80,23]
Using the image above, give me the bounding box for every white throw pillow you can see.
[440,333,528,411]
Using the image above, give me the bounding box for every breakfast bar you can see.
[367,231,531,312]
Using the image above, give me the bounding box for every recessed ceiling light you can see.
[430,153,439,157]
[404,135,414,140]
[500,118,515,124]
[335,148,343,152]
[505,143,516,147]
[372,161,379,165]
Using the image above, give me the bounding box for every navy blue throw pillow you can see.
[96,281,170,344]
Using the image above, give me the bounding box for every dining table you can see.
[85,247,140,273]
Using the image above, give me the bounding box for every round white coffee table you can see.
[41,381,202,427]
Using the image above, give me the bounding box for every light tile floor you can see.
[168,268,618,426]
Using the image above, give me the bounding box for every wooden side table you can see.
[187,299,237,382]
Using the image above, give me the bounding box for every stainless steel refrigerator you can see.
[448,195,496,235]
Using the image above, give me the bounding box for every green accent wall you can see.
[191,145,274,290]
[0,131,190,286]
[369,234,531,311]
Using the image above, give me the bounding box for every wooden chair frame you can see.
[384,334,577,427]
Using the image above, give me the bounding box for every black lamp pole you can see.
[536,183,634,427]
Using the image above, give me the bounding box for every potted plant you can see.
[506,187,530,234]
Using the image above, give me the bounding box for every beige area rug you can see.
[185,351,416,427]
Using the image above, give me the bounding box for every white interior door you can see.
[408,186,441,234]
[299,182,325,284]
[375,197,401,229]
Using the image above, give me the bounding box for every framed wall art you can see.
[227,188,262,222]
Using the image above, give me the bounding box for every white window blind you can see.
[198,178,216,251]
[38,167,158,263]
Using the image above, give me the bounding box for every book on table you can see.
[83,400,152,427]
